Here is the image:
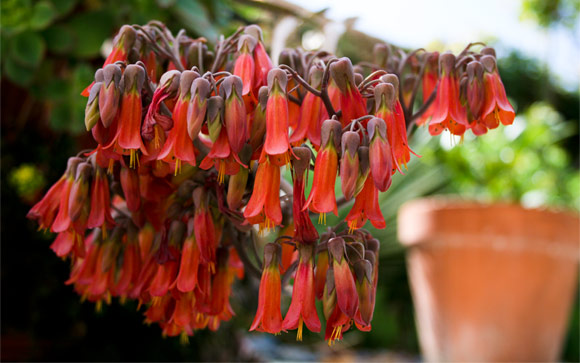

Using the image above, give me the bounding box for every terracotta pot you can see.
[397,198,579,362]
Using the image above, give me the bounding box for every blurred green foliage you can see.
[422,102,579,210]
[0,0,240,134]
[521,0,580,28]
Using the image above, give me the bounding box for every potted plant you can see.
[398,198,579,361]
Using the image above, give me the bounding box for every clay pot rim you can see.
[400,196,578,218]
[397,197,580,250]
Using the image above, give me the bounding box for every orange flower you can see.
[428,53,469,136]
[243,158,282,231]
[250,243,283,334]
[282,243,321,340]
[345,175,386,232]
[304,119,341,222]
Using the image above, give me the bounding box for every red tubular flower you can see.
[290,67,327,146]
[428,53,469,136]
[291,147,319,244]
[105,65,148,168]
[327,237,359,318]
[199,107,244,184]
[367,117,393,192]
[68,162,92,223]
[465,60,488,135]
[244,25,272,93]
[304,119,341,222]
[353,259,375,327]
[170,291,195,332]
[193,188,218,269]
[113,231,142,297]
[27,176,66,232]
[282,243,321,340]
[148,258,179,297]
[81,25,136,97]
[376,76,419,172]
[417,52,440,126]
[250,243,283,334]
[220,76,248,154]
[330,58,367,127]
[345,175,386,232]
[87,166,115,231]
[187,76,210,141]
[480,55,515,129]
[158,72,203,173]
[263,68,291,165]
[98,64,122,128]
[175,235,200,293]
[52,157,83,233]
[249,87,268,155]
[142,70,180,144]
[205,249,234,316]
[340,131,360,201]
[234,35,257,96]
[227,164,249,210]
[243,158,282,231]
[49,229,76,258]
[325,301,352,346]
[315,250,329,299]
[120,167,141,212]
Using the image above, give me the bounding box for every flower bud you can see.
[99,64,122,128]
[367,117,393,192]
[220,75,247,153]
[466,60,485,119]
[68,162,93,222]
[120,166,140,212]
[353,259,374,325]
[85,81,101,131]
[207,96,224,142]
[327,237,359,318]
[330,58,356,94]
[340,131,360,201]
[187,77,210,140]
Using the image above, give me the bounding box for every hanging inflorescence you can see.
[27,21,515,344]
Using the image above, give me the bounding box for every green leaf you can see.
[66,10,115,58]
[0,0,32,35]
[42,24,74,53]
[51,0,76,16]
[172,0,218,41]
[30,1,57,30]
[9,31,45,68]
[156,0,176,7]
[3,56,35,86]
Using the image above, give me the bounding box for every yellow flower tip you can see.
[154,127,161,149]
[151,296,162,306]
[208,261,216,275]
[107,159,115,175]
[318,213,327,225]
[218,160,226,184]
[95,300,103,313]
[174,158,182,176]
[179,331,190,345]
[296,317,303,342]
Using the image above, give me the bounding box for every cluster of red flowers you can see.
[27,22,514,344]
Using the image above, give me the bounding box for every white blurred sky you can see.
[290,0,579,90]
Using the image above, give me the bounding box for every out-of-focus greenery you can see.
[521,0,580,28]
[0,0,241,134]
[8,164,46,203]
[422,102,579,210]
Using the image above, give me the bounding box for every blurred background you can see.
[1,0,578,360]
